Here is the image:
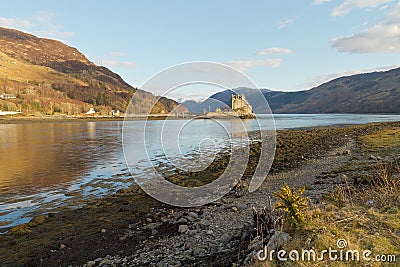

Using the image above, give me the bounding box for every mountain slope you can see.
[0,27,178,115]
[270,68,400,113]
[183,68,400,114]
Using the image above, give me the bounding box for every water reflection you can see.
[0,121,126,229]
[0,123,102,192]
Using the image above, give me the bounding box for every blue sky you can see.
[1,0,400,98]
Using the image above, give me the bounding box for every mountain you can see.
[182,68,400,114]
[0,27,178,115]
[182,88,272,114]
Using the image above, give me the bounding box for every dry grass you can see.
[252,160,400,267]
[0,51,84,84]
[359,129,400,151]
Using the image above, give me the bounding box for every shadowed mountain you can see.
[182,68,400,114]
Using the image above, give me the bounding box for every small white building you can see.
[0,93,17,100]
[111,110,120,116]
[86,108,96,115]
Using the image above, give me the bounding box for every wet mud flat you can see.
[0,121,399,266]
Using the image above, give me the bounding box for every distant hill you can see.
[182,68,400,114]
[0,27,178,115]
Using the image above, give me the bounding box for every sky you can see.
[1,0,400,100]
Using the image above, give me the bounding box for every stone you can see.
[86,261,96,267]
[144,222,162,230]
[248,237,263,251]
[206,230,213,235]
[369,154,377,160]
[146,217,153,223]
[231,206,238,212]
[334,174,348,184]
[188,212,198,219]
[221,233,232,244]
[236,204,247,211]
[342,150,350,155]
[176,217,188,224]
[266,231,292,251]
[178,225,188,234]
[101,228,106,233]
[60,244,66,249]
[186,216,196,223]
[366,200,376,206]
[199,219,211,229]
[28,215,46,226]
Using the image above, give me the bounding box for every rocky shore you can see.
[1,121,399,267]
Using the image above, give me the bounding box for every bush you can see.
[273,183,309,228]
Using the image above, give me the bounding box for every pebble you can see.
[178,225,188,234]
[144,222,162,230]
[342,150,350,155]
[176,217,188,224]
[101,228,106,233]
[366,200,376,206]
[231,206,238,212]
[199,219,211,228]
[186,216,196,223]
[236,204,247,211]
[188,212,198,219]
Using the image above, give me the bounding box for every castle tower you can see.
[231,94,253,115]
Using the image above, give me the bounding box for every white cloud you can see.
[331,2,352,16]
[100,59,137,68]
[0,17,34,29]
[258,47,293,55]
[332,2,400,53]
[278,18,296,29]
[309,65,400,87]
[313,0,332,5]
[109,51,124,57]
[95,51,137,69]
[224,59,281,72]
[32,11,74,39]
[0,12,74,41]
[331,0,394,16]
[34,29,75,39]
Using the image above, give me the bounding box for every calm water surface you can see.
[1,114,399,230]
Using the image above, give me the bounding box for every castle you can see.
[231,95,253,117]
[206,94,255,119]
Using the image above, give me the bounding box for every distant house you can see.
[86,108,96,115]
[111,110,120,116]
[0,93,17,100]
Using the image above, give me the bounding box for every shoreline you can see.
[0,121,399,266]
[1,113,400,124]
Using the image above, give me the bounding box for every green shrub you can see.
[273,183,309,228]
